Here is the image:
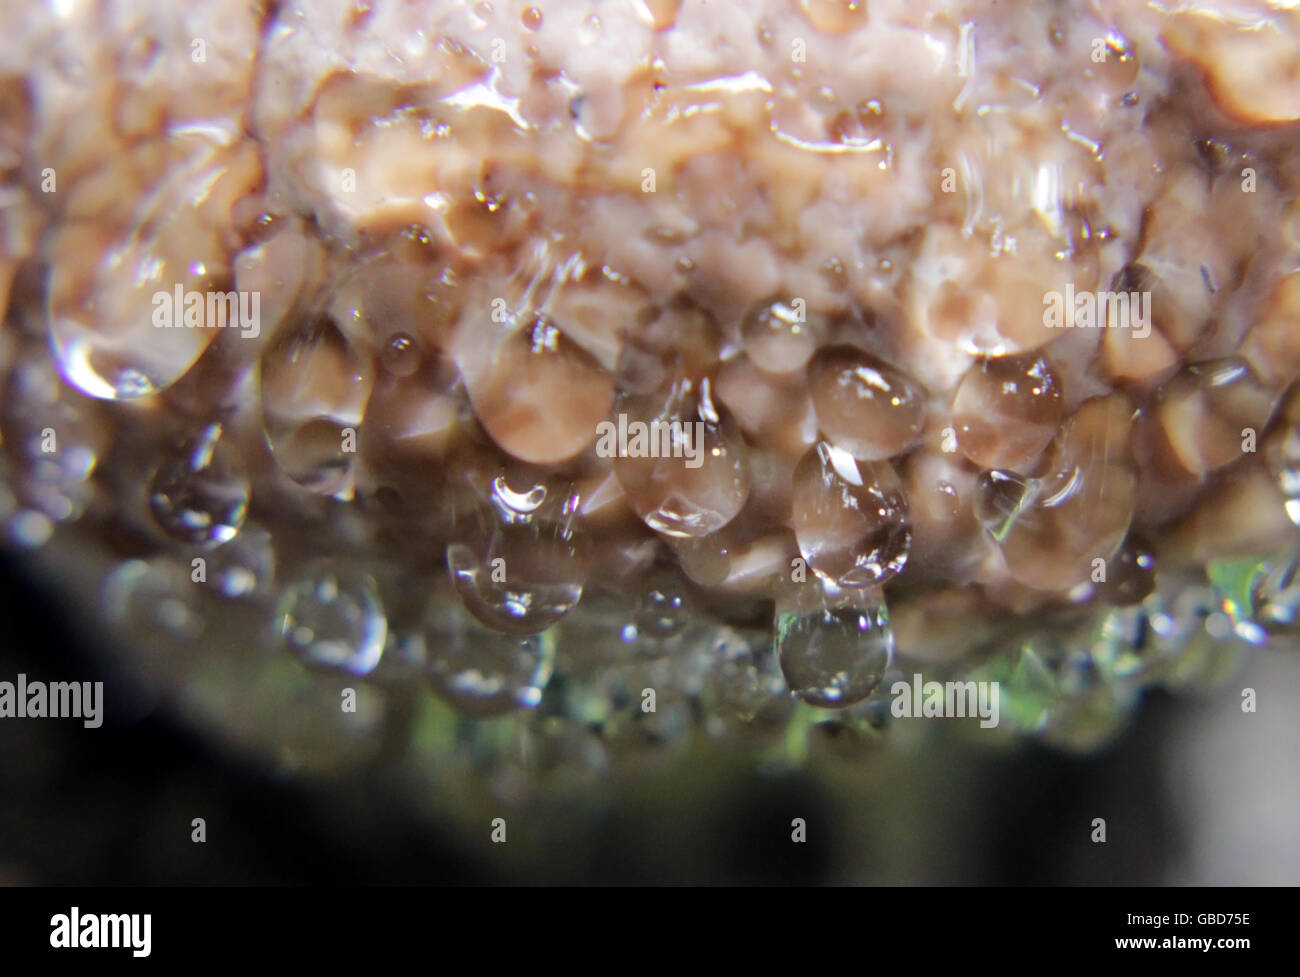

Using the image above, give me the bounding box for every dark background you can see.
[0,549,1280,885]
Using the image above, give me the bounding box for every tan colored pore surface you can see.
[1,0,1298,608]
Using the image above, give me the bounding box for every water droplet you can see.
[1,345,105,523]
[426,601,555,717]
[1156,357,1276,478]
[521,6,543,30]
[1095,533,1156,606]
[700,627,788,722]
[447,515,589,634]
[671,533,733,586]
[777,591,894,708]
[203,525,276,599]
[277,563,386,675]
[260,313,373,497]
[104,557,205,641]
[1208,548,1300,645]
[1091,603,1163,681]
[974,469,1036,540]
[635,571,690,638]
[808,345,926,460]
[148,422,249,546]
[360,231,461,349]
[46,142,250,400]
[953,354,1064,471]
[613,377,751,538]
[997,395,1137,591]
[380,332,420,377]
[1089,34,1140,93]
[741,297,825,374]
[791,441,910,587]
[458,312,613,465]
[1251,550,1300,641]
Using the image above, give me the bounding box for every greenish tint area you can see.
[972,644,1055,733]
[1207,555,1267,623]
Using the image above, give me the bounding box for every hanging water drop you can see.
[447,502,589,634]
[380,332,420,377]
[808,345,927,461]
[952,354,1064,471]
[612,377,751,538]
[776,590,894,708]
[974,469,1036,541]
[277,562,387,675]
[425,600,556,717]
[741,296,825,374]
[260,313,373,498]
[104,557,205,642]
[635,570,691,638]
[203,524,276,599]
[791,441,911,587]
[47,140,260,400]
[148,422,249,546]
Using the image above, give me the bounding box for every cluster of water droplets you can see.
[446,472,589,635]
[5,33,1299,782]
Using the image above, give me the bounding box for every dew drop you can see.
[1,345,103,524]
[974,469,1036,541]
[380,332,420,377]
[148,422,249,546]
[808,345,926,460]
[104,557,205,641]
[1089,34,1140,93]
[447,515,589,634]
[426,601,555,717]
[700,627,787,721]
[1095,533,1156,606]
[260,313,373,497]
[635,571,690,638]
[46,142,250,400]
[996,396,1137,590]
[613,377,751,538]
[671,533,733,586]
[277,563,387,675]
[459,312,613,465]
[1157,357,1277,477]
[741,297,825,374]
[953,354,1064,471]
[203,525,276,599]
[777,591,894,708]
[791,441,910,587]
[1251,550,1300,641]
